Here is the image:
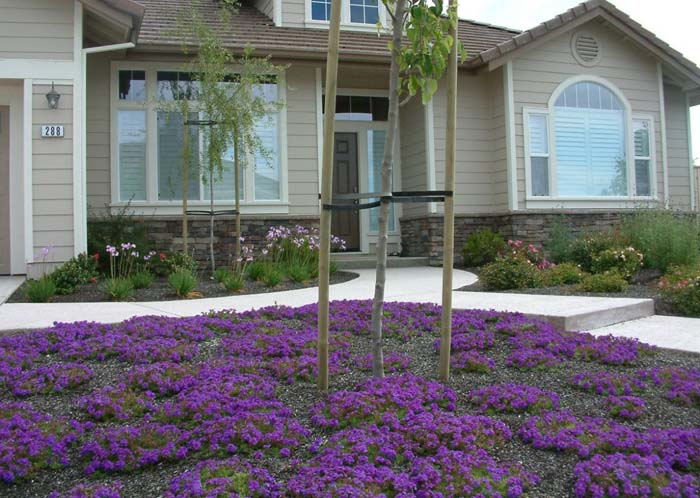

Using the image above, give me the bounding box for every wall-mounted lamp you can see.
[46,82,61,110]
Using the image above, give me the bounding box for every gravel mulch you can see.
[0,303,699,497]
[7,271,358,304]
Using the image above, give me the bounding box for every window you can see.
[526,113,550,197]
[525,79,657,202]
[350,0,379,24]
[307,0,384,27]
[114,68,284,207]
[117,110,147,201]
[323,95,389,121]
[311,0,331,20]
[553,81,627,197]
[633,119,652,197]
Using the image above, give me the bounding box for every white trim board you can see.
[23,79,33,266]
[658,63,670,208]
[73,0,87,255]
[503,62,518,211]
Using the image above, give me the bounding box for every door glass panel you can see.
[368,130,394,232]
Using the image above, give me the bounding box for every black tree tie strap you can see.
[320,190,453,211]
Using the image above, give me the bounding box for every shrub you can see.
[168,270,198,298]
[103,277,134,301]
[262,266,283,288]
[246,261,267,281]
[577,272,628,293]
[591,247,644,281]
[157,252,199,276]
[50,253,99,295]
[621,210,700,272]
[87,203,150,273]
[503,240,553,269]
[461,229,506,267]
[547,220,574,263]
[286,264,313,283]
[480,258,543,290]
[130,271,154,290]
[658,266,700,316]
[567,231,619,271]
[222,273,245,292]
[542,262,586,286]
[25,277,57,303]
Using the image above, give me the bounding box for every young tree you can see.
[369,0,462,377]
[165,9,284,274]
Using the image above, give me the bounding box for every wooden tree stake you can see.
[317,0,342,392]
[439,0,459,382]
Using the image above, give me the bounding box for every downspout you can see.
[80,42,135,251]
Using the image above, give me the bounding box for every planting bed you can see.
[8,272,357,304]
[0,301,698,497]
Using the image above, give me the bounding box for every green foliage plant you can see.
[130,271,154,290]
[168,270,198,298]
[621,210,700,272]
[222,273,245,292]
[261,266,283,288]
[51,253,99,295]
[87,203,150,273]
[546,220,574,263]
[214,268,230,284]
[577,271,629,293]
[286,264,313,283]
[658,266,700,316]
[245,261,267,281]
[104,278,134,301]
[591,247,644,282]
[461,229,506,267]
[542,263,587,286]
[480,258,543,291]
[567,232,619,272]
[26,278,57,303]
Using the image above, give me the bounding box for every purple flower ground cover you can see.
[0,301,698,497]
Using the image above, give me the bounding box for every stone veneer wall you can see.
[400,211,630,262]
[135,215,318,268]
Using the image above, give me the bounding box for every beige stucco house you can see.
[0,0,699,275]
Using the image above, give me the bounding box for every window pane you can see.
[556,82,623,112]
[207,146,244,201]
[255,114,281,201]
[157,72,198,101]
[157,112,200,201]
[350,5,365,23]
[118,111,147,201]
[529,114,548,155]
[634,120,650,158]
[371,97,389,121]
[635,159,651,196]
[311,0,330,20]
[531,157,549,196]
[368,130,394,232]
[119,71,146,101]
[350,0,378,23]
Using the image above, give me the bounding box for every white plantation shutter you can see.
[118,110,147,201]
[554,81,627,197]
[157,112,200,201]
[254,114,280,201]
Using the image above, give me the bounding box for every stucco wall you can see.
[0,0,74,60]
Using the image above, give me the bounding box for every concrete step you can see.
[332,254,429,270]
[453,291,655,331]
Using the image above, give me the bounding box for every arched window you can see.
[553,81,627,196]
[525,78,654,201]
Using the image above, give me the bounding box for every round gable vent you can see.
[572,32,601,66]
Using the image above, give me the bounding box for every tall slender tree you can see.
[163,8,284,273]
[370,0,462,377]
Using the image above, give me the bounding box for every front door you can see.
[332,133,360,251]
[0,106,10,275]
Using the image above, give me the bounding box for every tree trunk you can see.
[182,114,190,255]
[209,169,216,276]
[234,129,241,264]
[438,0,459,382]
[317,0,342,392]
[370,0,406,379]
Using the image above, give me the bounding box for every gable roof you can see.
[467,0,700,89]
[132,0,519,63]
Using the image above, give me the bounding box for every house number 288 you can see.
[41,125,64,138]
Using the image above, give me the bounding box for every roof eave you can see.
[80,0,145,44]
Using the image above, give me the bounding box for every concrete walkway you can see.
[0,277,24,304]
[0,267,698,353]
